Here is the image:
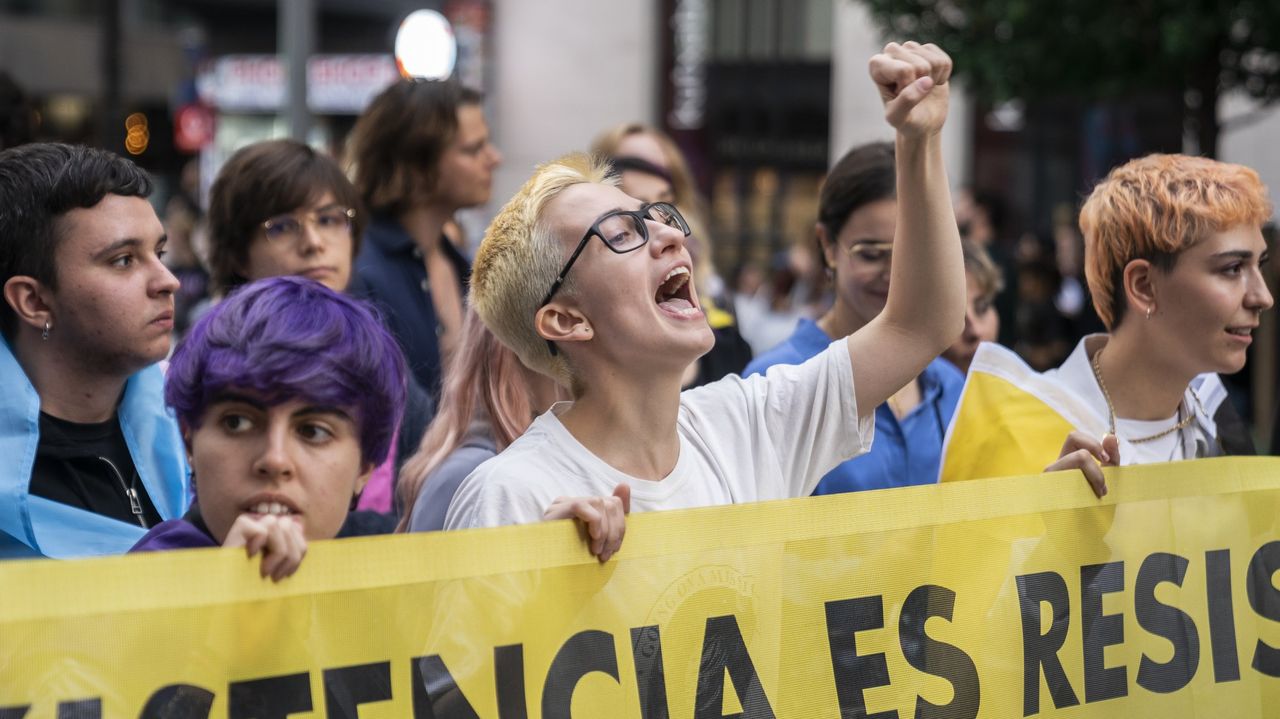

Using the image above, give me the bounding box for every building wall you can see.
[488,0,660,212]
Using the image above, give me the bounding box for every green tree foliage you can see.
[859,0,1280,156]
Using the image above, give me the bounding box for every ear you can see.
[3,275,54,334]
[815,223,837,272]
[354,462,375,496]
[534,302,593,348]
[1121,258,1157,320]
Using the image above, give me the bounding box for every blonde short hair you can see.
[470,153,614,384]
[1080,153,1271,329]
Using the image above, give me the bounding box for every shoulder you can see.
[130,519,216,552]
[742,320,826,376]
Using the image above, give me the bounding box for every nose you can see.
[1246,267,1274,312]
[299,220,326,254]
[252,423,296,481]
[487,143,503,168]
[962,305,978,337]
[647,219,688,258]
[151,257,181,297]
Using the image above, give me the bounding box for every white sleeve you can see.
[442,459,548,529]
[682,339,873,498]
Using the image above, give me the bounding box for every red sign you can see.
[173,103,215,153]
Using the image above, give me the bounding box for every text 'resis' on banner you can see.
[1,457,1279,717]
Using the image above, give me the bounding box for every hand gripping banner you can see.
[2,457,1279,718]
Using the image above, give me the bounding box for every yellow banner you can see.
[3,457,1280,718]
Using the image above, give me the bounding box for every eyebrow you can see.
[213,394,355,422]
[293,405,355,423]
[93,234,167,260]
[1209,250,1257,261]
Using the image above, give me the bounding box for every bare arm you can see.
[847,42,966,416]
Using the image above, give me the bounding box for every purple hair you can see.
[166,276,407,466]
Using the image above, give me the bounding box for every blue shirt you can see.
[349,217,471,396]
[744,318,963,493]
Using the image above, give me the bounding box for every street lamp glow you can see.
[395,9,457,80]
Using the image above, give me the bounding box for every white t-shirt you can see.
[444,339,875,529]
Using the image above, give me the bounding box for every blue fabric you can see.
[0,334,189,559]
[744,318,964,493]
[349,217,471,396]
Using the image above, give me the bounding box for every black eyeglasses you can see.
[540,201,691,355]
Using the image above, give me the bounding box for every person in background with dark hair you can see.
[0,143,188,558]
[744,141,964,493]
[205,139,433,518]
[131,277,407,581]
[0,72,36,150]
[346,80,502,397]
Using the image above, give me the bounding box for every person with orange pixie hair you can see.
[940,154,1272,493]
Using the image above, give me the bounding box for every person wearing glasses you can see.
[744,141,965,494]
[205,139,432,519]
[444,42,965,561]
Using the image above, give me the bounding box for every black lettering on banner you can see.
[410,655,480,719]
[1247,540,1280,677]
[323,662,392,718]
[56,700,100,719]
[1081,562,1127,703]
[631,625,670,719]
[1133,553,1199,693]
[139,684,216,718]
[899,585,981,719]
[695,615,776,719]
[0,707,29,719]
[542,630,620,719]
[1205,549,1240,683]
[228,673,312,719]
[825,595,894,719]
[1016,571,1079,716]
[494,644,530,719]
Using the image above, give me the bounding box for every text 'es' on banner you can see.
[2,457,1280,718]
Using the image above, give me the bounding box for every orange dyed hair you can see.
[1080,154,1272,329]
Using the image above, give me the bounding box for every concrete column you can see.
[488,0,660,208]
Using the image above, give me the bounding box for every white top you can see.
[1043,335,1228,464]
[444,339,875,528]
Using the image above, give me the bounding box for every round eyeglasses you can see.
[261,206,355,245]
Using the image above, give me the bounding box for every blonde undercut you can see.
[469,152,615,384]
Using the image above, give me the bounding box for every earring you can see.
[41,321,50,341]
[1146,305,1154,320]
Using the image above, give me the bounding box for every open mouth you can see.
[243,500,299,517]
[655,266,699,316]
[1226,326,1254,338]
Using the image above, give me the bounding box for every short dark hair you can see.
[818,141,896,243]
[0,143,152,337]
[347,79,483,216]
[206,139,365,294]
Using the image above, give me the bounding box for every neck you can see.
[558,366,685,481]
[817,298,868,340]
[1094,330,1195,422]
[12,331,128,423]
[399,204,454,256]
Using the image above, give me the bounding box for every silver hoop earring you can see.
[41,321,50,341]
[1146,305,1154,320]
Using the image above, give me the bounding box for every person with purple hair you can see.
[132,277,406,580]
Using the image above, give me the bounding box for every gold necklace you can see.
[1090,347,1202,444]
